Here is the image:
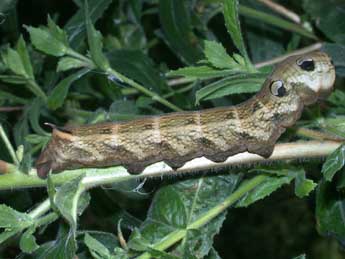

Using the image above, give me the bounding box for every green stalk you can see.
[136,175,268,259]
[0,124,19,165]
[106,68,183,112]
[66,49,182,112]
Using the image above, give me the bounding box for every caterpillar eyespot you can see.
[35,51,336,179]
[270,80,286,97]
[296,58,315,71]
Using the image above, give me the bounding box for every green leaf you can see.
[107,50,168,94]
[327,90,345,108]
[294,172,317,198]
[2,47,27,77]
[0,0,17,13]
[0,204,33,229]
[242,1,285,63]
[0,75,28,85]
[84,233,111,259]
[303,0,345,44]
[147,248,180,259]
[47,15,69,46]
[16,35,34,79]
[239,5,316,40]
[48,68,89,110]
[84,0,109,70]
[25,134,50,145]
[54,175,90,233]
[13,107,30,145]
[19,227,39,253]
[292,254,306,259]
[0,228,22,245]
[65,0,112,49]
[28,98,48,135]
[168,66,236,80]
[204,40,244,70]
[159,0,203,64]
[322,144,345,182]
[316,117,345,138]
[108,100,139,121]
[316,180,345,240]
[25,18,69,57]
[57,57,87,72]
[322,43,345,77]
[32,224,77,259]
[223,0,252,67]
[195,73,265,103]
[236,175,294,207]
[128,175,242,257]
[206,248,222,259]
[0,89,26,104]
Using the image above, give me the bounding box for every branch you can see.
[0,141,341,191]
[0,106,24,112]
[255,43,323,68]
[257,0,301,24]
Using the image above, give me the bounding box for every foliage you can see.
[0,0,345,258]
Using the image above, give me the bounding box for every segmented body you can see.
[36,51,335,178]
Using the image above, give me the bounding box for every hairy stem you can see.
[136,175,268,259]
[0,141,341,191]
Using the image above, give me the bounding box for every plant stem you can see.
[35,212,59,227]
[29,198,51,219]
[136,175,268,259]
[255,43,323,68]
[106,68,183,112]
[67,49,182,112]
[0,141,341,191]
[0,106,24,112]
[257,0,301,24]
[0,124,19,165]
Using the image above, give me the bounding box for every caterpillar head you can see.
[267,51,336,105]
[254,51,336,128]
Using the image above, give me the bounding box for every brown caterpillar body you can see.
[36,51,336,178]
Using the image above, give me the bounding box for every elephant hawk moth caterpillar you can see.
[36,51,336,178]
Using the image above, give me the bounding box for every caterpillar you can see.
[36,51,336,179]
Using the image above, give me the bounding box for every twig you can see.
[238,5,316,40]
[0,106,24,112]
[257,0,301,24]
[168,77,195,87]
[255,42,323,68]
[0,141,341,191]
